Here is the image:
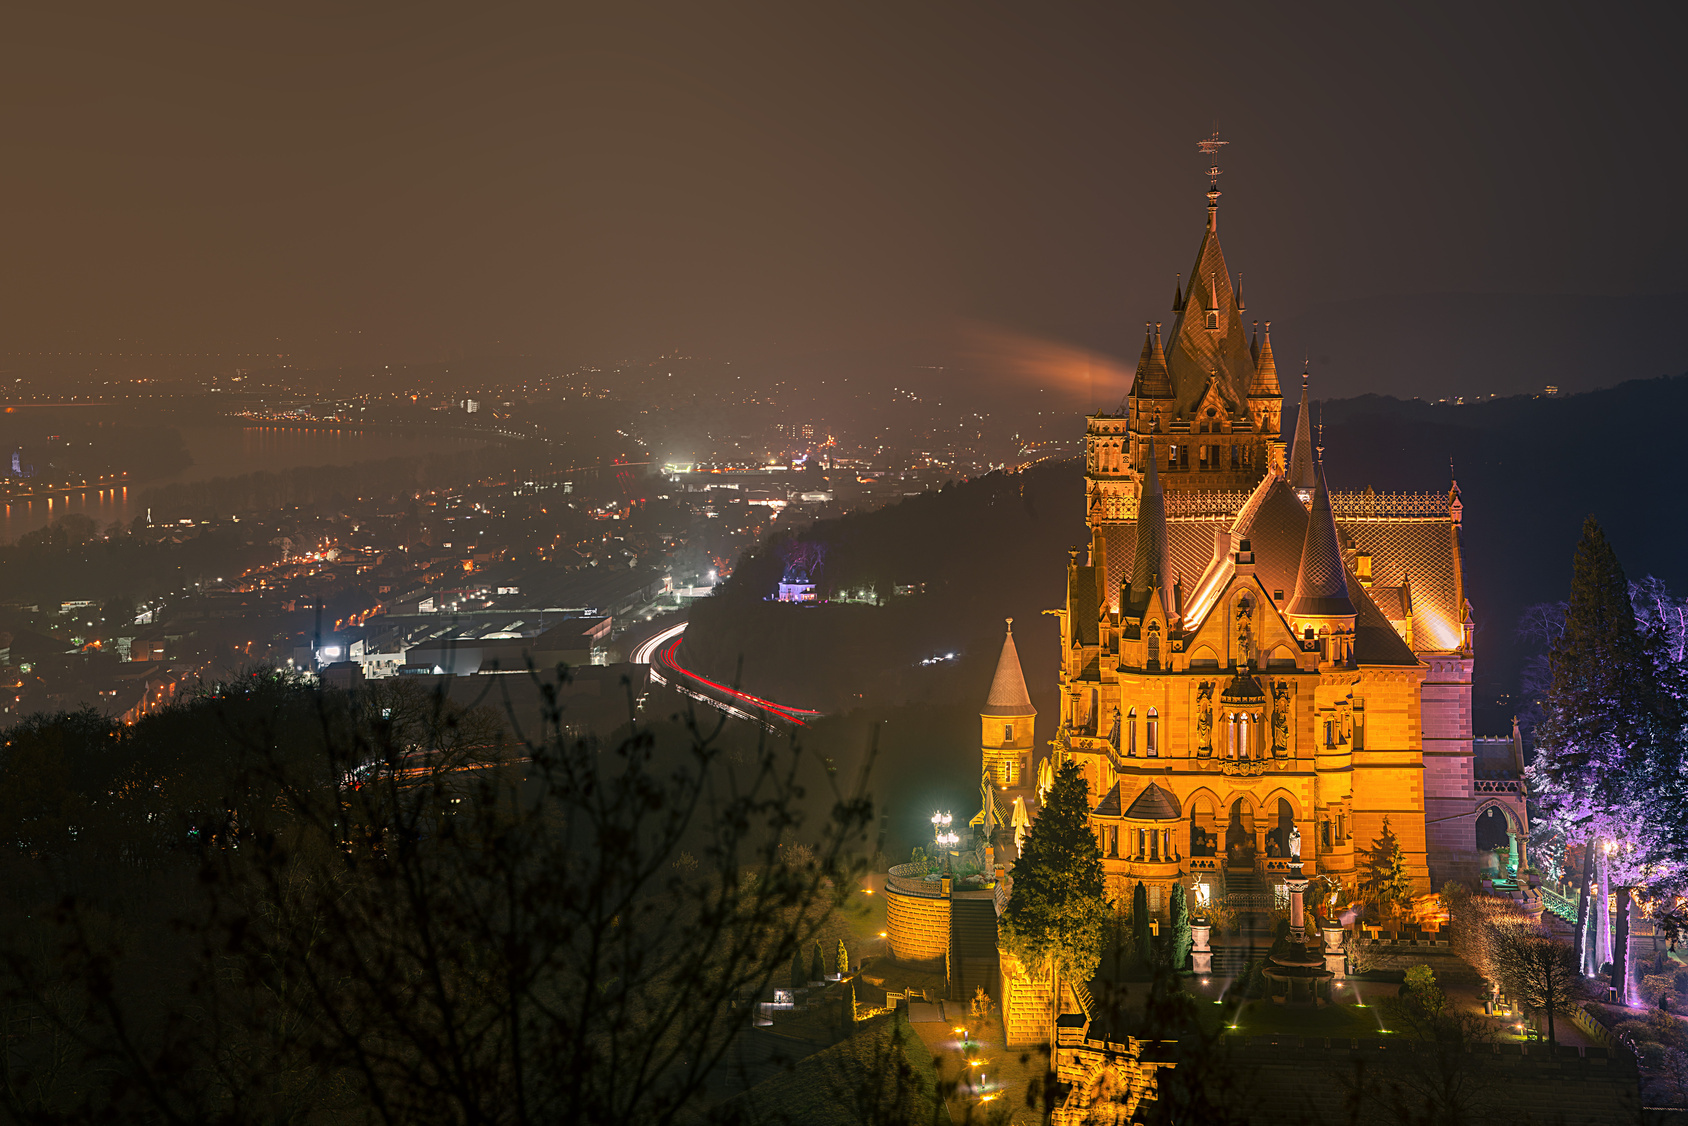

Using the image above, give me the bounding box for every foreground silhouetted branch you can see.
[0,668,875,1125]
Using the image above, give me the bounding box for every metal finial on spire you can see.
[1197,131,1228,186]
[1198,131,1227,229]
[1316,404,1325,458]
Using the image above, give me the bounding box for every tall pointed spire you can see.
[1172,274,1183,313]
[1129,438,1171,616]
[1250,319,1260,366]
[982,618,1036,717]
[1288,457,1354,620]
[1132,322,1171,399]
[1250,321,1281,398]
[1288,368,1315,493]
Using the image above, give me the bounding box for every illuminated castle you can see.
[1002,149,1527,1009]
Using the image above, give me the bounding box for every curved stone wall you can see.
[884,883,950,962]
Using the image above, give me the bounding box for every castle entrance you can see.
[1224,798,1256,869]
[1266,798,1294,859]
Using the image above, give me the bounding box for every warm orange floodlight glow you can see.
[954,320,1133,402]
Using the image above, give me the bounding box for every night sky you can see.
[1,3,1684,399]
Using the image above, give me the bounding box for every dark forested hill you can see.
[685,374,1688,741]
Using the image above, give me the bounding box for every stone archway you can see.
[1476,800,1523,876]
[1266,797,1295,859]
[1225,796,1256,869]
[1189,792,1220,857]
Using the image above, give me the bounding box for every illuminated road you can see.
[630,620,689,665]
[641,625,822,729]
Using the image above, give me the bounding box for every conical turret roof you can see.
[1132,322,1172,399]
[982,619,1036,717]
[1288,459,1355,619]
[1288,372,1315,490]
[1250,321,1281,398]
[1129,438,1170,616]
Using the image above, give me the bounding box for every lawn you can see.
[1191,998,1401,1039]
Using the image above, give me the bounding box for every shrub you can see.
[1646,1007,1688,1051]
[1673,968,1688,995]
[1639,1041,1670,1070]
[1615,1019,1655,1043]
[1641,974,1674,1005]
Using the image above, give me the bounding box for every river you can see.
[0,421,486,543]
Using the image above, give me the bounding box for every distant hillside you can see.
[685,374,1688,739]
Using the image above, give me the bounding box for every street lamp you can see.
[931,811,953,851]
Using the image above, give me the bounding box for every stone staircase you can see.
[1223,869,1271,914]
[1207,943,1272,976]
[948,896,1000,1002]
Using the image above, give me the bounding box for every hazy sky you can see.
[1,2,1684,393]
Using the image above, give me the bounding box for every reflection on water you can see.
[0,425,485,543]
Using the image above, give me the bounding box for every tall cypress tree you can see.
[1169,883,1193,971]
[999,759,1110,986]
[1133,881,1152,967]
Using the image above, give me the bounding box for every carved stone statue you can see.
[1271,681,1290,755]
[1196,702,1213,755]
[1236,596,1253,657]
[1288,824,1302,861]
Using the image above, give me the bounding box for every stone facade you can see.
[883,873,950,963]
[1041,178,1526,918]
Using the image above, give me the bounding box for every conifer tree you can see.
[1529,517,1687,994]
[791,948,805,994]
[1133,881,1152,967]
[1359,817,1413,919]
[836,938,849,977]
[1169,883,1192,971]
[999,759,1110,985]
[810,941,825,983]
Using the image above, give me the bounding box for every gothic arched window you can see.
[1146,708,1160,757]
[1127,707,1137,756]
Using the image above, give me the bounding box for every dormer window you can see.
[1205,309,1219,330]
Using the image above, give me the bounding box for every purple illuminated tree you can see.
[1528,517,1687,999]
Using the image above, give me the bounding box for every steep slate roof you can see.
[1068,563,1100,646]
[1339,519,1464,651]
[1127,439,1171,615]
[1250,322,1281,398]
[982,621,1036,717]
[1092,782,1124,817]
[1131,323,1172,399]
[1288,461,1355,619]
[1165,215,1255,413]
[1287,375,1315,491]
[1123,782,1183,821]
